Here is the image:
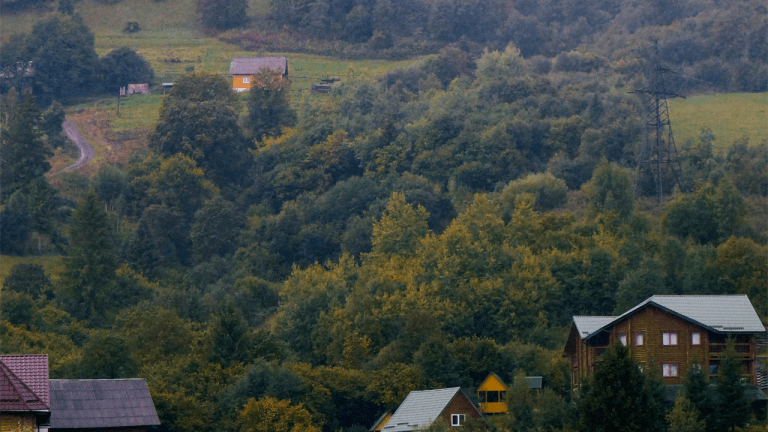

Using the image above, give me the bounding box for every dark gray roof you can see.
[49,379,160,429]
[229,57,288,75]
[585,295,765,340]
[383,387,460,432]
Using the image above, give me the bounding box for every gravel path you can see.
[62,118,94,170]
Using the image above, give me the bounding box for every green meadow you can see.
[668,92,768,154]
[0,255,65,288]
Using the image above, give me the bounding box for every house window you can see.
[662,364,678,377]
[487,391,499,403]
[243,77,250,83]
[691,332,701,345]
[636,333,644,346]
[451,414,465,426]
[619,333,627,346]
[662,332,678,346]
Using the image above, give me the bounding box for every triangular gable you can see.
[383,387,460,432]
[477,373,507,392]
[0,354,49,405]
[584,295,766,341]
[0,360,48,411]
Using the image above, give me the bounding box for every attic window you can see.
[451,414,465,426]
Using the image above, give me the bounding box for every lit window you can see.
[662,364,678,377]
[619,333,627,346]
[692,332,701,345]
[636,333,644,346]
[451,414,465,426]
[662,332,678,346]
[243,77,250,83]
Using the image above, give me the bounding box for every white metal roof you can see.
[229,57,287,75]
[382,387,460,432]
[584,295,765,340]
[573,316,616,339]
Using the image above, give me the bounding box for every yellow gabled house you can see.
[229,57,288,92]
[477,373,508,414]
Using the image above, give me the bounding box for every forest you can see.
[0,0,767,430]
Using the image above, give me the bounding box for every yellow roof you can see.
[477,372,508,392]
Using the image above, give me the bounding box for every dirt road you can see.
[62,119,94,170]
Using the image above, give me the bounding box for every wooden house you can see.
[229,57,288,92]
[563,295,766,388]
[49,379,160,431]
[0,355,50,432]
[476,373,543,414]
[380,387,486,431]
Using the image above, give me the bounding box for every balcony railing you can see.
[709,343,751,356]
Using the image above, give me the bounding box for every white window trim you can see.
[692,332,701,345]
[662,363,679,377]
[662,332,678,346]
[451,414,465,426]
[619,333,627,346]
[243,76,250,83]
[636,333,644,346]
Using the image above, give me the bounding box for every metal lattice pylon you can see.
[633,43,686,203]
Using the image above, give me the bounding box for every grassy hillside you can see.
[668,92,768,154]
[0,255,65,287]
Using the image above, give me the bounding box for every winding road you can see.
[62,119,94,170]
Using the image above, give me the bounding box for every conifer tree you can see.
[0,94,50,202]
[58,191,118,324]
[667,394,706,432]
[682,358,715,432]
[716,338,751,432]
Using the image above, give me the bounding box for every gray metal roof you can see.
[382,387,460,432]
[49,379,160,429]
[229,57,287,75]
[585,295,765,340]
[514,376,543,389]
[573,316,615,339]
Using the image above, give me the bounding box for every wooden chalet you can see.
[563,295,766,388]
[0,355,50,432]
[380,387,485,431]
[229,57,288,92]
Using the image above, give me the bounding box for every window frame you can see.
[619,333,627,346]
[662,332,678,346]
[451,414,465,426]
[691,332,701,346]
[662,363,679,377]
[635,332,644,346]
[243,76,251,83]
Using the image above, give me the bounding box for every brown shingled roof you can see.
[0,354,50,405]
[0,360,49,411]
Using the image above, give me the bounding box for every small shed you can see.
[382,387,486,431]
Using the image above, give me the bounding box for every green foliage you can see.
[667,394,706,432]
[190,195,244,263]
[247,68,296,141]
[581,159,634,221]
[197,0,247,29]
[149,72,252,188]
[3,263,52,298]
[371,192,430,259]
[715,338,751,432]
[57,191,118,324]
[208,303,253,367]
[78,331,139,378]
[498,172,568,214]
[0,94,50,202]
[663,180,745,244]
[98,46,155,92]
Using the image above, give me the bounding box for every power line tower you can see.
[633,42,686,204]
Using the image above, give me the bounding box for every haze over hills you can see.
[1,0,767,431]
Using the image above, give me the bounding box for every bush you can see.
[499,172,568,214]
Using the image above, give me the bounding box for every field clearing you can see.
[0,255,65,288]
[669,93,768,154]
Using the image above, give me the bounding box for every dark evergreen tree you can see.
[98,46,154,92]
[0,94,50,202]
[57,191,118,324]
[3,263,52,298]
[208,303,252,367]
[578,343,652,432]
[715,338,751,432]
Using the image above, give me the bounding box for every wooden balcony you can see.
[708,343,751,358]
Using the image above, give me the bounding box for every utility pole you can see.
[633,40,685,204]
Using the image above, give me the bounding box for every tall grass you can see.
[669,93,768,154]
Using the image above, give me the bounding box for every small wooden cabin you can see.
[229,57,288,92]
[477,373,507,414]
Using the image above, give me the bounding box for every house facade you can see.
[563,295,766,387]
[229,57,288,92]
[381,387,485,431]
